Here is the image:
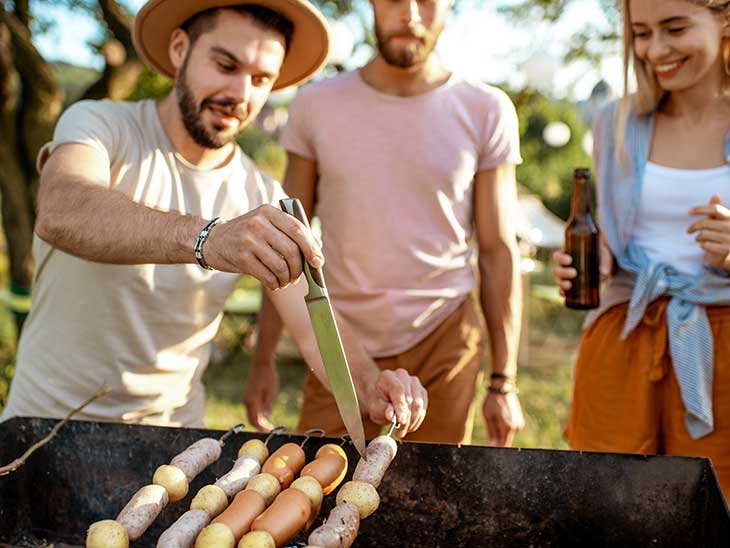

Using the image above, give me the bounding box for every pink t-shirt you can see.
[281,71,522,357]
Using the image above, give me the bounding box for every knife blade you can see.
[279,198,368,459]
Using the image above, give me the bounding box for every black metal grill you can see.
[1,417,728,547]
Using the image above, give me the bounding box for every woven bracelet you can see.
[487,384,520,396]
[490,371,515,382]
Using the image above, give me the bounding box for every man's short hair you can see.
[181,5,294,52]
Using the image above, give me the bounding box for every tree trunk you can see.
[0,0,143,337]
[82,0,142,101]
[0,14,38,333]
[82,48,143,101]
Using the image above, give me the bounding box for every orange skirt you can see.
[566,298,730,502]
[296,296,485,444]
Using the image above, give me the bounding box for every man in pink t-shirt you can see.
[246,0,525,445]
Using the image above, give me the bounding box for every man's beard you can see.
[175,58,244,149]
[374,25,439,68]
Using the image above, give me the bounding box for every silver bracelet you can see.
[194,217,221,270]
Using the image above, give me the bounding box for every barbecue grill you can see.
[1,417,728,547]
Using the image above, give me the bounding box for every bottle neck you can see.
[571,178,592,216]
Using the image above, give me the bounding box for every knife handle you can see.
[279,198,326,292]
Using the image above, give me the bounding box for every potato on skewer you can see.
[87,426,241,548]
[307,418,400,548]
[160,430,282,548]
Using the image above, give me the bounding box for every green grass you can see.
[0,268,18,410]
[204,354,306,432]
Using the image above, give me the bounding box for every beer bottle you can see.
[565,168,600,309]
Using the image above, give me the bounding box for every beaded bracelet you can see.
[487,384,520,396]
[194,217,221,271]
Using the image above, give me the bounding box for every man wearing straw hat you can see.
[1,0,426,437]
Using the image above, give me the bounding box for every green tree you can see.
[0,0,142,333]
[509,87,592,220]
[499,0,620,65]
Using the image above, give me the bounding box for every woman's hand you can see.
[552,236,614,296]
[688,194,730,272]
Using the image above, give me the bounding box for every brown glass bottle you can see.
[565,168,600,309]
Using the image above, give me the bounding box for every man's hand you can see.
[364,369,428,439]
[205,204,324,290]
[243,361,279,432]
[483,391,524,447]
[688,194,730,272]
[262,274,428,438]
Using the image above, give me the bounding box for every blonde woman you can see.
[554,0,730,500]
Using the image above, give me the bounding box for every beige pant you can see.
[296,297,485,444]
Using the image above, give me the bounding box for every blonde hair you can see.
[615,0,730,169]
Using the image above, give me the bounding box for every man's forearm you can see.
[478,243,522,378]
[37,175,203,265]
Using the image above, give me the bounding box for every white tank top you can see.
[633,161,730,277]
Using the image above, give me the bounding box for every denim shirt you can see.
[589,100,730,440]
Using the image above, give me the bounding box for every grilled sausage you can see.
[261,443,305,488]
[116,484,169,541]
[214,454,261,499]
[156,509,211,548]
[315,444,347,460]
[211,489,267,540]
[251,488,312,546]
[352,436,397,488]
[307,503,360,548]
[301,453,347,496]
[171,438,222,483]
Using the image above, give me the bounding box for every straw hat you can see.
[133,0,330,90]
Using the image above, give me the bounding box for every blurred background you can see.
[0,0,625,447]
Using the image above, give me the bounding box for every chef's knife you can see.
[279,198,368,459]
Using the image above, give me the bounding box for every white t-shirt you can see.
[2,99,285,426]
[634,161,730,277]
